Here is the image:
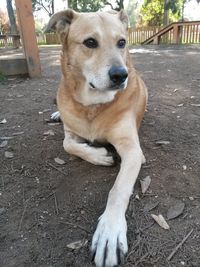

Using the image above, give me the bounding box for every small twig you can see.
[53,191,59,215]
[134,252,149,266]
[1,176,5,191]
[59,221,91,234]
[127,237,141,259]
[135,222,155,234]
[167,229,194,261]
[47,162,68,176]
[18,198,31,232]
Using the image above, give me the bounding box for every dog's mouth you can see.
[89,82,127,91]
[108,82,127,90]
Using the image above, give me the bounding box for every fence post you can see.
[15,0,41,78]
[153,36,160,44]
[173,24,181,44]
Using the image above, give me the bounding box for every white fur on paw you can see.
[89,147,114,166]
[91,212,128,267]
[51,111,60,122]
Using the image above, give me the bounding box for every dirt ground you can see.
[0,45,200,267]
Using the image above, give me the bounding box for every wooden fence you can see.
[44,23,200,45]
[0,34,46,47]
[1,21,200,47]
[128,26,161,44]
[142,21,200,45]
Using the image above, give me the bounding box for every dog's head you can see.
[46,9,130,92]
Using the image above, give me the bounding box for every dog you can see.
[46,9,147,267]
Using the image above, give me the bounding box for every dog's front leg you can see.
[63,128,114,166]
[92,133,144,267]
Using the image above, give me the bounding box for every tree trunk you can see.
[163,0,169,25]
[181,0,186,22]
[6,0,20,48]
[51,0,54,16]
[163,9,169,25]
[6,0,18,34]
[118,0,124,10]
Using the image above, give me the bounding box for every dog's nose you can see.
[109,66,128,85]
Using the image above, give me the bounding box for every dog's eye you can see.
[83,38,98,48]
[117,39,126,48]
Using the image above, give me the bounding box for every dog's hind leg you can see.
[63,130,114,166]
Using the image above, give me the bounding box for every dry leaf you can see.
[43,130,55,136]
[151,214,170,229]
[182,165,187,171]
[167,202,185,220]
[5,151,14,158]
[47,122,60,126]
[135,194,140,200]
[12,131,24,136]
[66,239,88,250]
[54,157,65,165]
[0,119,7,124]
[156,141,170,145]
[0,140,8,148]
[140,176,151,194]
[191,103,200,107]
[0,136,13,140]
[143,201,159,212]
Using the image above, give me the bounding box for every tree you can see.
[126,0,139,26]
[6,0,20,48]
[0,9,10,34]
[104,0,125,11]
[140,0,200,26]
[6,0,18,34]
[68,0,104,12]
[68,0,125,12]
[32,0,55,17]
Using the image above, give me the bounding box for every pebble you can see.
[0,207,6,215]
[5,151,14,158]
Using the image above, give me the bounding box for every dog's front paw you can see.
[91,212,128,267]
[89,147,114,166]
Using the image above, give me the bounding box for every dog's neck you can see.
[74,83,118,106]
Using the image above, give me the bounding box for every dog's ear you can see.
[119,10,128,30]
[45,9,78,42]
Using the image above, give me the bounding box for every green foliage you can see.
[32,0,126,14]
[68,0,104,12]
[103,0,124,11]
[0,72,7,83]
[140,0,183,26]
[140,0,200,26]
[68,0,125,12]
[126,0,138,26]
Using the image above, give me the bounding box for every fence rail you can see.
[142,21,200,45]
[128,26,162,44]
[1,21,200,48]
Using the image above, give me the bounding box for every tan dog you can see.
[46,9,147,267]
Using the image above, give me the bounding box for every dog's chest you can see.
[61,107,105,142]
